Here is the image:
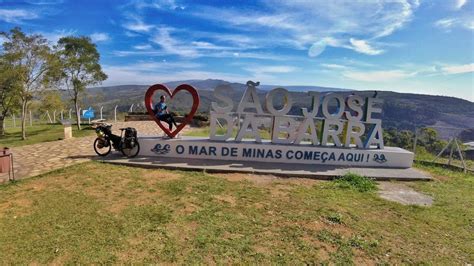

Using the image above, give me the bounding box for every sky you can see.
[0,0,473,101]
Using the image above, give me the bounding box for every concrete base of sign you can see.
[138,136,414,168]
[99,156,431,181]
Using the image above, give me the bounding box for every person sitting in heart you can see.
[154,95,178,132]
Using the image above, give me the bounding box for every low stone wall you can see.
[124,114,152,122]
[125,114,209,127]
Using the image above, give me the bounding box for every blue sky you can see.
[0,0,473,101]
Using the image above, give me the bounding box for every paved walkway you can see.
[0,121,188,183]
[1,121,431,182]
[378,182,433,206]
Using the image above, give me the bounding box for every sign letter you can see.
[321,119,343,147]
[265,88,293,116]
[209,112,234,141]
[237,81,264,114]
[211,85,234,113]
[236,114,262,143]
[322,93,345,119]
[272,116,297,144]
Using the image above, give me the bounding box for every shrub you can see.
[333,173,377,192]
[326,212,343,224]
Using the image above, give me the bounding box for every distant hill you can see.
[258,84,349,92]
[83,79,474,140]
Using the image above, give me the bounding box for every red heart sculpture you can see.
[145,84,200,138]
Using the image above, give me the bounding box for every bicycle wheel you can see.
[94,138,111,156]
[121,139,140,158]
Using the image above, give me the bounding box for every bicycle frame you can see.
[95,125,122,150]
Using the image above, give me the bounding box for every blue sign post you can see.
[82,107,95,123]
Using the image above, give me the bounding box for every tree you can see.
[0,56,21,136]
[57,36,107,130]
[383,128,414,150]
[38,90,65,116]
[418,127,445,153]
[0,28,57,140]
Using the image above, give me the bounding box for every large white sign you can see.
[139,137,413,168]
[139,81,414,169]
[210,81,384,149]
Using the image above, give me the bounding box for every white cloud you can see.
[148,27,262,58]
[349,38,384,55]
[210,51,295,61]
[320,64,348,70]
[113,49,166,57]
[0,8,39,23]
[119,0,418,59]
[190,41,234,50]
[202,33,261,49]
[151,27,200,57]
[129,0,185,10]
[124,31,140,37]
[133,44,152,50]
[109,61,202,72]
[245,65,299,74]
[189,1,419,57]
[121,1,184,34]
[112,48,291,61]
[435,17,474,31]
[343,70,415,82]
[90,33,110,43]
[102,65,245,86]
[441,63,474,74]
[24,0,64,4]
[371,0,415,38]
[124,20,154,32]
[455,0,468,9]
[122,14,154,32]
[308,37,385,57]
[435,18,456,29]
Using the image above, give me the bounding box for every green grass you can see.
[415,148,474,171]
[0,162,472,264]
[333,173,377,192]
[0,123,94,147]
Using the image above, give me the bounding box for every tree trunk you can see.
[0,115,5,136]
[21,99,28,140]
[74,98,81,130]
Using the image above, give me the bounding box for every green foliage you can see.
[326,212,344,224]
[56,36,107,130]
[0,56,22,135]
[333,173,377,192]
[0,27,58,140]
[57,36,107,91]
[418,127,446,153]
[37,90,65,114]
[384,127,449,155]
[384,128,414,150]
